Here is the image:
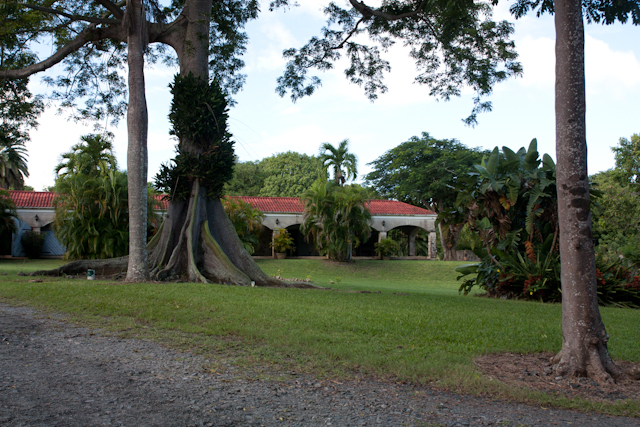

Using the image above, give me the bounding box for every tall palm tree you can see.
[55,134,118,179]
[301,181,371,261]
[0,188,18,238]
[0,137,29,189]
[319,139,358,185]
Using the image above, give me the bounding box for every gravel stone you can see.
[1,304,639,426]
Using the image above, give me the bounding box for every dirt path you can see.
[1,304,638,427]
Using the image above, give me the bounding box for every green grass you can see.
[0,258,639,416]
[256,259,479,295]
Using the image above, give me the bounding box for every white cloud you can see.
[585,34,640,95]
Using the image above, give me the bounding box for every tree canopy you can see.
[365,132,487,260]
[365,132,487,210]
[276,0,522,125]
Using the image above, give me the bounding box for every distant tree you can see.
[0,18,44,190]
[224,159,266,197]
[259,151,327,197]
[611,133,640,184]
[55,134,118,179]
[0,139,29,189]
[301,181,371,262]
[592,169,640,264]
[319,140,358,185]
[365,132,487,260]
[222,197,264,255]
[0,188,18,237]
[592,134,640,266]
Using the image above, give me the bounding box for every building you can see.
[4,191,437,259]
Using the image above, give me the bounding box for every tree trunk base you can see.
[27,183,320,290]
[28,257,129,279]
[551,332,626,385]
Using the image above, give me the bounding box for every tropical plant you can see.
[222,197,264,255]
[455,140,560,300]
[374,237,400,258]
[301,181,372,262]
[319,140,358,186]
[387,229,430,256]
[54,135,160,260]
[271,228,295,254]
[55,134,118,179]
[0,188,18,237]
[0,138,29,189]
[54,168,130,260]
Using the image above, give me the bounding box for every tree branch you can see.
[348,0,426,21]
[334,17,365,50]
[95,0,125,19]
[23,3,121,25]
[0,25,126,79]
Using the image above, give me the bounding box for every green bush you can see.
[374,237,400,258]
[21,231,45,259]
[271,228,295,254]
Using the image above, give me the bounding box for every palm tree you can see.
[0,188,19,238]
[55,134,118,179]
[301,181,371,261]
[319,139,358,185]
[0,137,29,189]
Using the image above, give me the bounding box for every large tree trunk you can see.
[144,0,306,288]
[125,0,150,281]
[551,0,623,384]
[438,222,462,261]
[28,0,314,289]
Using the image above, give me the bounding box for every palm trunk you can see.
[551,0,622,384]
[125,0,149,281]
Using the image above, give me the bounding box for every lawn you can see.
[0,258,639,415]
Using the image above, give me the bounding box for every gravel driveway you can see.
[1,304,638,427]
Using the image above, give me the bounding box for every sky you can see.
[24,0,640,191]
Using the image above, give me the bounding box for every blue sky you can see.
[25,0,640,191]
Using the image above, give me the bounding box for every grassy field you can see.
[1,258,639,415]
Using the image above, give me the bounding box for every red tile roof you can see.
[7,190,56,208]
[229,196,435,216]
[8,191,435,216]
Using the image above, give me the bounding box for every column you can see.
[428,231,437,260]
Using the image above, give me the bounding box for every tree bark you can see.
[125,0,150,281]
[143,0,310,288]
[439,222,462,261]
[552,0,623,384]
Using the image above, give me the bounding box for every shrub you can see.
[374,237,400,258]
[271,228,295,254]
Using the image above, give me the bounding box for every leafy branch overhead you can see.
[0,0,258,125]
[276,0,523,125]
